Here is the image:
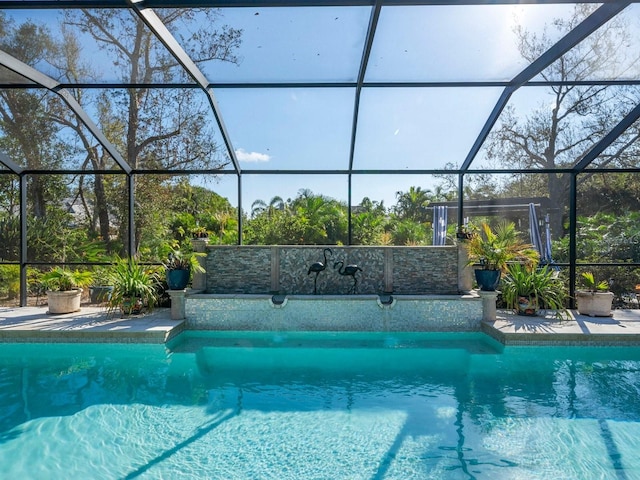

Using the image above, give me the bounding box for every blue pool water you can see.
[1,332,640,479]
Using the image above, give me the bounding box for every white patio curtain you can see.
[432,206,447,246]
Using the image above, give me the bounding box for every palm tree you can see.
[390,219,428,246]
[251,196,285,218]
[394,186,432,223]
[291,190,347,244]
[352,211,386,245]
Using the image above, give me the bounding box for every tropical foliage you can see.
[501,263,568,318]
[162,248,206,274]
[579,272,609,292]
[464,222,539,272]
[106,257,160,314]
[40,267,94,292]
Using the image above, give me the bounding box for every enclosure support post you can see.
[569,173,577,309]
[128,175,135,256]
[237,174,243,245]
[457,173,464,229]
[19,174,27,307]
[348,173,352,246]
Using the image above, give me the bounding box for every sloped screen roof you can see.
[0,1,637,181]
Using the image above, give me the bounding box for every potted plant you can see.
[88,266,114,304]
[501,263,568,318]
[464,221,540,291]
[191,226,209,239]
[456,223,474,240]
[40,267,94,314]
[575,272,614,317]
[107,256,160,315]
[163,248,206,290]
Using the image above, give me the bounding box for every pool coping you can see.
[1,304,640,345]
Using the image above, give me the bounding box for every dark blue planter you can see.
[167,269,190,290]
[89,285,113,304]
[475,269,501,291]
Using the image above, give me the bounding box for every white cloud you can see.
[235,148,271,163]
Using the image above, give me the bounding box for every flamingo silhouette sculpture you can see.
[333,260,363,294]
[308,248,332,294]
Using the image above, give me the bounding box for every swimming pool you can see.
[1,332,639,479]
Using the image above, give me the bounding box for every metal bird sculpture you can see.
[333,260,363,294]
[308,248,333,294]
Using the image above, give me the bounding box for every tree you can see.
[61,9,242,254]
[0,15,93,263]
[485,4,640,238]
[352,197,388,245]
[389,219,428,246]
[166,180,236,245]
[291,189,347,245]
[251,196,285,219]
[0,15,69,222]
[245,190,349,245]
[244,212,307,245]
[577,172,640,217]
[393,186,432,223]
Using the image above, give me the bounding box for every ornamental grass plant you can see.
[501,263,568,318]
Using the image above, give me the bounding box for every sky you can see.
[6,3,639,212]
[197,3,577,210]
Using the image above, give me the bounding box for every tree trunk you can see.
[547,172,569,240]
[94,173,112,251]
[29,176,47,220]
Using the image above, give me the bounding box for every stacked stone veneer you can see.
[204,245,459,295]
[186,294,482,331]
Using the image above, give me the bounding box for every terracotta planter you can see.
[47,288,82,314]
[576,291,614,317]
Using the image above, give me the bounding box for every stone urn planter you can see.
[576,291,614,317]
[576,272,613,317]
[47,288,83,314]
[41,267,93,315]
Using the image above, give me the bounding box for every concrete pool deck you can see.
[1,304,640,345]
[484,308,640,345]
[0,306,184,343]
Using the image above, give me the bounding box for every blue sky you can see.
[203,3,577,209]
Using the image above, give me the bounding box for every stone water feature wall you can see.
[185,294,483,331]
[203,245,461,295]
